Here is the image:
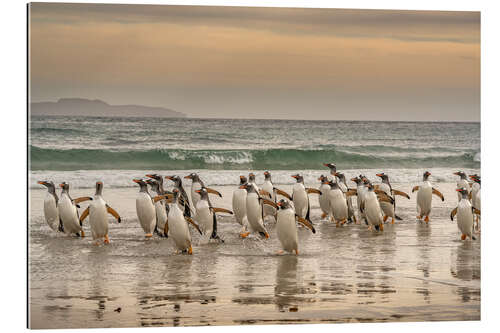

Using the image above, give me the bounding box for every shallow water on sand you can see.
[28,183,480,328]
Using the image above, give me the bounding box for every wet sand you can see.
[28,182,480,328]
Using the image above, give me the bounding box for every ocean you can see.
[29,116,480,188]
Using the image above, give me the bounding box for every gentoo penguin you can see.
[233,175,249,237]
[412,171,444,223]
[317,175,331,220]
[239,183,270,238]
[167,189,202,254]
[350,176,367,223]
[194,187,232,241]
[334,172,356,223]
[362,183,393,231]
[145,173,172,196]
[454,171,470,202]
[290,174,321,220]
[133,179,170,238]
[165,175,193,218]
[38,180,64,232]
[276,198,315,255]
[469,174,481,230]
[145,178,169,237]
[262,171,277,221]
[58,182,92,237]
[326,180,348,227]
[184,173,223,212]
[450,188,478,241]
[375,173,410,224]
[79,181,121,244]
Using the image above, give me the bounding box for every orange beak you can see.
[97,181,103,185]
[351,178,357,182]
[456,189,462,192]
[453,172,460,175]
[184,175,192,179]
[195,190,201,193]
[133,179,141,183]
[145,174,153,178]
[165,176,174,180]
[277,201,282,207]
[239,175,245,179]
[239,185,246,189]
[291,175,298,179]
[59,183,64,188]
[37,181,45,185]
[376,173,383,177]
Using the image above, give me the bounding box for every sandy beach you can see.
[28,181,480,328]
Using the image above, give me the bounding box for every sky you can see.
[29,3,480,121]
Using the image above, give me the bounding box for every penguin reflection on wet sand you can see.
[412,171,444,223]
[38,180,64,232]
[58,182,93,237]
[79,181,121,244]
[276,198,315,255]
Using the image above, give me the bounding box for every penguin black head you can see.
[323,163,337,174]
[165,175,182,187]
[469,174,481,184]
[133,178,148,192]
[239,175,247,185]
[454,171,467,179]
[248,173,256,182]
[351,176,362,185]
[171,188,180,202]
[145,173,162,182]
[239,183,254,193]
[456,187,469,198]
[264,171,271,181]
[95,181,104,196]
[318,175,328,184]
[184,173,200,182]
[195,187,209,199]
[423,171,431,181]
[38,180,56,193]
[145,179,160,194]
[277,198,291,210]
[362,177,370,185]
[327,180,339,189]
[376,173,390,183]
[59,182,70,192]
[291,174,304,183]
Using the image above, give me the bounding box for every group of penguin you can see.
[37,163,481,255]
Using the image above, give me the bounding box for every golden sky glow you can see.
[29,3,480,121]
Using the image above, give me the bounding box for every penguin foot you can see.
[188,246,193,255]
[383,215,388,222]
[277,250,284,255]
[294,249,299,256]
[461,234,466,240]
[417,215,422,220]
[104,235,110,244]
[80,230,85,238]
[340,219,347,225]
[391,217,396,224]
[424,216,429,223]
[321,212,327,219]
[145,233,153,238]
[259,231,269,239]
[239,231,250,238]
[379,223,384,231]
[367,225,373,231]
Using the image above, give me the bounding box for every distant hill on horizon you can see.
[30,98,186,118]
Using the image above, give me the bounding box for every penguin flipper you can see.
[185,216,202,235]
[74,196,93,204]
[395,215,403,221]
[432,188,445,201]
[450,207,458,221]
[393,190,410,199]
[106,204,121,223]
[163,219,169,238]
[211,213,218,239]
[305,201,310,221]
[79,207,90,226]
[412,186,420,193]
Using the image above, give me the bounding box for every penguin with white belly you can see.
[323,163,337,181]
[133,179,171,238]
[38,180,64,232]
[79,181,121,244]
[233,175,250,237]
[239,183,271,238]
[58,182,93,237]
[262,171,277,221]
[145,178,169,237]
[454,171,470,202]
[375,173,410,224]
[333,172,356,224]
[317,175,331,220]
[469,174,481,231]
[326,180,349,227]
[167,189,203,254]
[412,171,444,223]
[451,188,479,241]
[194,187,233,242]
[362,183,394,232]
[290,174,321,220]
[276,198,315,255]
[350,176,367,224]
